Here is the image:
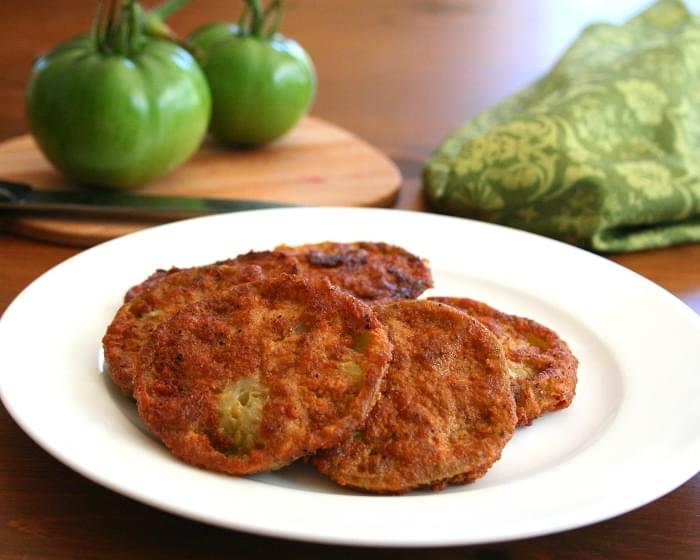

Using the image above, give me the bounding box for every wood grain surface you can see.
[1,1,699,559]
[0,117,400,245]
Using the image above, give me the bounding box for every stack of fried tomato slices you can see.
[103,242,578,494]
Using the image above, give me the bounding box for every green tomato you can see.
[189,22,315,147]
[26,7,211,190]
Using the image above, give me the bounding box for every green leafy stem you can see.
[240,0,285,37]
[91,0,189,55]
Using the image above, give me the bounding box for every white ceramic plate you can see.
[1,208,699,547]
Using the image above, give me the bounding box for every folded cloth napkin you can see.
[423,0,700,252]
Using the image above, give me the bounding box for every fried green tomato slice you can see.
[104,251,302,396]
[274,242,433,303]
[133,275,392,476]
[429,297,578,426]
[313,300,516,494]
[103,262,267,396]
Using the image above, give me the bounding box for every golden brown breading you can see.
[123,250,301,303]
[229,249,302,276]
[275,242,433,303]
[124,267,181,302]
[429,297,578,426]
[103,262,264,396]
[134,275,392,476]
[313,300,516,494]
[104,251,302,396]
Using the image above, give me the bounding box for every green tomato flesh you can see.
[26,37,211,189]
[190,25,315,146]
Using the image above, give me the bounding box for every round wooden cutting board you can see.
[0,116,401,246]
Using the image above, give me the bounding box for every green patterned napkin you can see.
[423,0,700,252]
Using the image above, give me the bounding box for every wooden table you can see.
[1,1,699,558]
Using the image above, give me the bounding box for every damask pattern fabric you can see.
[423,0,700,252]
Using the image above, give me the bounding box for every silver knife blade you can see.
[0,180,295,220]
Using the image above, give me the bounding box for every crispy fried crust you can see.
[124,267,181,302]
[104,251,302,396]
[313,300,516,494]
[103,263,265,396]
[429,297,578,426]
[230,249,302,276]
[134,275,392,476]
[123,250,301,303]
[275,242,433,303]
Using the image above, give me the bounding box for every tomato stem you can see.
[126,0,140,53]
[104,0,118,49]
[238,2,251,31]
[150,0,189,20]
[262,0,283,37]
[141,0,188,41]
[92,0,147,56]
[247,0,264,36]
[242,0,284,37]
[90,0,105,52]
